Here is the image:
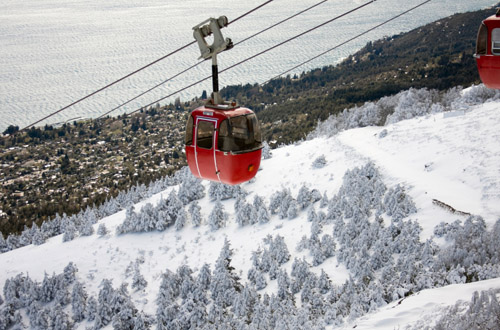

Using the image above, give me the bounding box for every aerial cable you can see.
[97,61,202,119]
[263,0,433,84]
[18,0,274,131]
[130,0,378,114]
[20,42,195,131]
[98,0,329,119]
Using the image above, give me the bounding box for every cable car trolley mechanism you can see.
[185,16,263,185]
[475,7,500,89]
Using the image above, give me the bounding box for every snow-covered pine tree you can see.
[257,205,270,224]
[31,225,45,246]
[382,184,417,221]
[71,281,87,323]
[63,262,77,285]
[177,265,195,300]
[62,220,78,242]
[270,235,290,265]
[132,265,148,292]
[50,304,73,330]
[277,190,293,220]
[235,200,257,227]
[164,189,184,228]
[311,155,327,169]
[307,205,318,223]
[287,199,298,220]
[196,263,212,291]
[232,285,257,324]
[269,190,284,215]
[19,225,32,247]
[80,215,95,236]
[290,257,311,294]
[262,141,272,159]
[320,191,329,208]
[111,284,138,330]
[40,272,57,303]
[296,185,312,210]
[85,296,98,321]
[208,182,244,201]
[97,223,108,237]
[210,239,242,308]
[0,232,8,253]
[177,168,205,205]
[188,201,203,227]
[94,279,115,329]
[208,200,228,231]
[174,207,187,231]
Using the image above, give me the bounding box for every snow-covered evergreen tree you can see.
[111,284,138,330]
[287,199,298,220]
[296,185,312,210]
[188,201,203,227]
[97,223,108,237]
[311,155,327,169]
[80,216,95,236]
[269,189,284,215]
[235,200,257,227]
[177,168,205,204]
[208,200,228,231]
[50,304,73,330]
[62,220,77,242]
[85,296,98,322]
[174,207,187,231]
[71,281,87,323]
[382,184,417,221]
[132,265,148,292]
[262,141,272,159]
[256,205,270,224]
[208,182,245,201]
[31,225,45,246]
[270,235,290,265]
[197,263,211,291]
[0,233,8,253]
[95,279,115,328]
[291,257,311,293]
[210,239,241,308]
[19,225,32,247]
[63,262,77,286]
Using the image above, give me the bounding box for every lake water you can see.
[0,0,496,131]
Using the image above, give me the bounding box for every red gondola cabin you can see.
[476,8,500,89]
[185,104,263,185]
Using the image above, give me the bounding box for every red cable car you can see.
[475,8,500,89]
[185,16,263,185]
[185,104,262,185]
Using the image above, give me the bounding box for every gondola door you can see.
[195,118,220,182]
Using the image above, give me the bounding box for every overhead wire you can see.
[18,0,275,131]
[129,0,379,115]
[97,0,330,119]
[19,42,194,131]
[263,0,433,84]
[18,0,435,131]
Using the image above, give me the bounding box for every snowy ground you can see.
[0,0,496,131]
[1,96,499,328]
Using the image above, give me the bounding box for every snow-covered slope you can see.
[1,90,500,329]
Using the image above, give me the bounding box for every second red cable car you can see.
[475,8,500,89]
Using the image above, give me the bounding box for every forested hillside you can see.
[1,83,500,328]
